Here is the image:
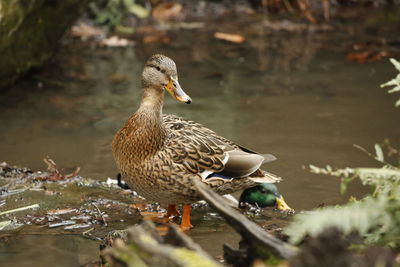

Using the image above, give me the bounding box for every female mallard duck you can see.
[112,54,285,230]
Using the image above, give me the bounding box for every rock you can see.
[0,0,88,89]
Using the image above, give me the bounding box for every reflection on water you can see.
[0,18,399,265]
[0,234,98,267]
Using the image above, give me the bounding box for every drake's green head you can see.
[239,183,293,211]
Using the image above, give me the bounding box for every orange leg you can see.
[165,204,180,218]
[180,204,193,231]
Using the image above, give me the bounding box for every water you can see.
[0,15,399,265]
[0,234,99,266]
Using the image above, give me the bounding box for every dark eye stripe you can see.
[146,64,164,73]
[146,63,156,69]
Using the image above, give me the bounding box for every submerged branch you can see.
[0,204,39,216]
[194,181,298,260]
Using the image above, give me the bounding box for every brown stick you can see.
[92,202,107,227]
[322,0,330,21]
[296,0,317,24]
[194,181,298,259]
[282,0,295,13]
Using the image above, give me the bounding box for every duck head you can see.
[142,54,192,104]
[239,183,293,211]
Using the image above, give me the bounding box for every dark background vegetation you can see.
[0,0,400,266]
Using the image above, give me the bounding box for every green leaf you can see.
[380,79,398,88]
[388,85,400,93]
[340,180,347,194]
[0,221,11,230]
[115,25,135,34]
[95,11,112,24]
[381,59,400,108]
[374,144,384,162]
[285,197,391,244]
[123,0,149,18]
[389,58,400,72]
[354,167,400,185]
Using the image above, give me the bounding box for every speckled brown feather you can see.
[112,54,281,205]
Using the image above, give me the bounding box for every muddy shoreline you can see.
[0,161,292,265]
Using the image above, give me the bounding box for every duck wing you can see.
[162,115,277,181]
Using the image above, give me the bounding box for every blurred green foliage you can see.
[381,58,400,107]
[286,162,400,247]
[88,0,149,32]
[285,59,400,248]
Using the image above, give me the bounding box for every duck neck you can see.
[135,87,166,151]
[138,87,164,115]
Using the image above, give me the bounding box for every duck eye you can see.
[156,66,161,71]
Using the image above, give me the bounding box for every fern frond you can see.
[381,58,400,107]
[285,197,392,244]
[309,165,400,195]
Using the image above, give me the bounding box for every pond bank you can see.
[0,161,293,265]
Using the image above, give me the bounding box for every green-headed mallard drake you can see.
[239,183,292,211]
[112,54,284,230]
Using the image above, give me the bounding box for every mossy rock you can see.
[0,0,87,89]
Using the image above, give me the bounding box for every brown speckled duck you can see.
[112,54,282,230]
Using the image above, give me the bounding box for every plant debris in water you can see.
[0,159,143,240]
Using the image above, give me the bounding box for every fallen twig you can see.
[194,181,297,260]
[0,203,39,216]
[353,144,396,168]
[0,232,94,238]
[92,202,107,227]
[49,220,76,228]
[214,32,245,43]
[0,188,29,198]
[64,167,81,179]
[47,208,76,215]
[0,220,12,230]
[296,0,316,24]
[282,0,295,13]
[322,0,330,21]
[64,223,91,230]
[82,227,94,235]
[34,157,80,181]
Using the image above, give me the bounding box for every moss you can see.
[0,0,88,89]
[107,243,149,267]
[172,248,221,267]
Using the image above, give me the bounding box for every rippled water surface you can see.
[0,15,399,265]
